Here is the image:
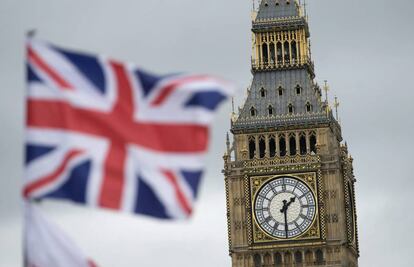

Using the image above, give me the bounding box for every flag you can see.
[24,39,234,219]
[24,202,97,267]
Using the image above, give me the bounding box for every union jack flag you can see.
[24,39,234,219]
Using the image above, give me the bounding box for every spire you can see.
[303,0,308,18]
[255,0,301,21]
[323,80,329,103]
[334,96,340,120]
[226,132,230,145]
[226,132,231,155]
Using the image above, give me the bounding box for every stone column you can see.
[285,132,290,156]
[296,132,300,155]
[255,135,259,158]
[275,134,280,157]
[265,135,270,158]
[258,34,263,67]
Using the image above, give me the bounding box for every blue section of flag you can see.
[27,64,42,83]
[26,144,55,164]
[181,170,203,198]
[185,91,227,111]
[134,70,181,97]
[135,176,170,219]
[55,47,106,94]
[45,161,91,204]
[134,69,162,97]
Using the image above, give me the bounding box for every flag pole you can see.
[23,29,34,265]
[23,200,28,267]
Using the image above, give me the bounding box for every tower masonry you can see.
[223,1,359,266]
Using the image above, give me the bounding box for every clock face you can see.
[254,176,317,239]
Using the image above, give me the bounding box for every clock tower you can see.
[223,1,359,266]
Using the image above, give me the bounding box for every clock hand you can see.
[283,208,288,238]
[286,196,296,208]
[280,197,296,213]
[280,197,296,239]
[280,199,288,213]
[280,200,289,238]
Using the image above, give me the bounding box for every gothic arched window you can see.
[299,133,307,155]
[276,42,283,63]
[306,102,313,113]
[269,135,276,157]
[295,251,303,264]
[291,41,298,62]
[288,104,294,114]
[259,136,266,158]
[262,43,269,64]
[249,137,256,159]
[268,105,274,116]
[278,86,284,96]
[289,135,297,156]
[315,250,324,264]
[296,85,302,95]
[269,43,276,63]
[310,133,317,154]
[260,87,267,98]
[254,254,262,267]
[250,107,257,117]
[284,41,290,63]
[279,135,287,157]
[274,252,282,266]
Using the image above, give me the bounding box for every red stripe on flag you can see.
[27,101,209,153]
[151,75,208,106]
[162,170,192,216]
[88,259,98,267]
[98,142,125,209]
[23,150,83,198]
[27,46,74,90]
[97,61,134,209]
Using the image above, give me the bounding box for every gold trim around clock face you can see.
[250,172,321,244]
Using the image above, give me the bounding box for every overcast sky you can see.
[1,0,414,266]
